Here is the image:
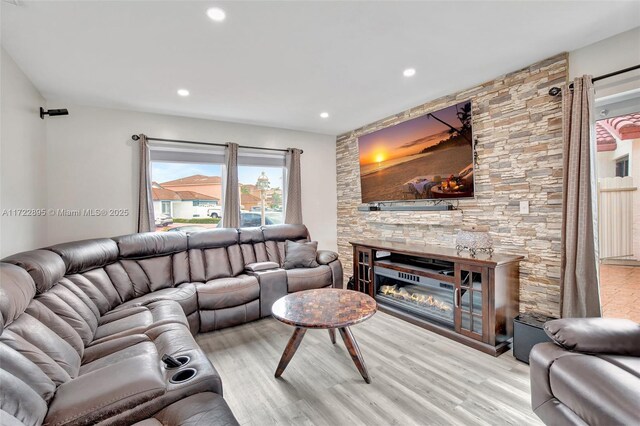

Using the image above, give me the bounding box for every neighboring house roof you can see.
[596,122,617,152]
[596,113,640,152]
[602,113,640,141]
[241,193,261,204]
[152,187,219,201]
[175,191,219,201]
[160,174,222,186]
[152,187,182,201]
[241,184,257,191]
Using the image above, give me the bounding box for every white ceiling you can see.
[2,1,639,135]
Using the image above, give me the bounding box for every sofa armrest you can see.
[529,342,580,412]
[317,250,338,265]
[545,318,640,356]
[245,261,280,272]
[245,268,287,317]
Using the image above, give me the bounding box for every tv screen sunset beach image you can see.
[358,101,474,203]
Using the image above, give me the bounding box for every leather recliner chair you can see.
[530,317,640,425]
[0,224,342,425]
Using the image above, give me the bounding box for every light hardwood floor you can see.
[196,312,543,426]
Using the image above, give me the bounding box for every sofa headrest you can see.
[114,232,188,259]
[2,250,65,293]
[0,263,37,328]
[188,228,239,249]
[238,227,265,244]
[47,238,118,274]
[262,224,309,241]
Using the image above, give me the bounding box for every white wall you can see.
[570,27,640,97]
[45,105,338,251]
[0,48,48,257]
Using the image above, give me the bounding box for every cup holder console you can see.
[162,354,191,369]
[170,367,197,384]
[173,355,191,368]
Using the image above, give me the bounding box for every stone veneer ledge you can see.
[336,53,568,317]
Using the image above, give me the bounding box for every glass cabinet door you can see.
[354,247,373,296]
[455,264,487,342]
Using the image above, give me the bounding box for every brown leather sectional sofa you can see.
[530,317,640,425]
[0,224,342,425]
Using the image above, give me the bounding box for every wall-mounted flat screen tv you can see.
[358,100,474,203]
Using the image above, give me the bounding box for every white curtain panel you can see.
[222,142,240,228]
[285,148,303,224]
[560,76,602,318]
[137,134,155,232]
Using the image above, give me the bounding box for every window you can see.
[151,150,224,231]
[161,201,171,215]
[149,143,286,231]
[615,155,629,177]
[238,165,285,227]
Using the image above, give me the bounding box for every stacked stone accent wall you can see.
[336,54,567,317]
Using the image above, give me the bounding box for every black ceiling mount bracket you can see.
[40,107,69,119]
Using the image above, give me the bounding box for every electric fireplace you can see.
[375,262,455,328]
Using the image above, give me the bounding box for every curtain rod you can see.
[130,134,302,154]
[549,64,640,96]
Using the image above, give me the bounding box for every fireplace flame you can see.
[380,285,451,312]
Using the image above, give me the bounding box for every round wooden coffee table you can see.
[271,288,377,383]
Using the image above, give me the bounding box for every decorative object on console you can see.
[456,225,493,256]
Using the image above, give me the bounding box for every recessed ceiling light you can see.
[177,89,190,97]
[207,7,226,22]
[403,68,416,77]
[320,112,329,119]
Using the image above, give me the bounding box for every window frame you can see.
[615,155,629,177]
[149,142,287,229]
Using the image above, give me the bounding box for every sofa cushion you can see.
[131,392,239,426]
[114,283,198,317]
[2,313,82,385]
[238,227,264,244]
[48,238,119,275]
[67,269,122,315]
[81,339,157,376]
[115,232,188,259]
[2,250,65,293]
[596,354,640,378]
[286,265,332,293]
[262,224,309,241]
[187,228,239,250]
[0,342,56,402]
[43,353,166,426]
[545,317,640,356]
[284,240,319,270]
[317,250,339,265]
[199,300,260,332]
[0,263,36,327]
[549,354,640,426]
[0,368,49,426]
[92,301,188,344]
[197,275,260,310]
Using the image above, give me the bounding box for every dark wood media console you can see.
[350,240,523,356]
